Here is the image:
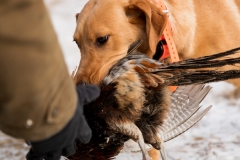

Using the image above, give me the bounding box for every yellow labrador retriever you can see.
[74,0,240,85]
[73,0,240,159]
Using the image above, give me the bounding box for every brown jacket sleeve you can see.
[0,0,77,141]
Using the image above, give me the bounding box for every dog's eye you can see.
[97,35,109,45]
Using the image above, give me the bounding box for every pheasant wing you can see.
[159,84,212,142]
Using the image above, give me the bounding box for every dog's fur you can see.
[73,0,240,159]
[74,0,240,86]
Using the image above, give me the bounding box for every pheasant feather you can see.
[69,47,240,160]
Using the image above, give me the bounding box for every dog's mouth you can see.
[76,40,143,86]
[97,54,128,84]
[76,53,127,86]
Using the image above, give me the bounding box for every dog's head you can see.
[73,0,167,85]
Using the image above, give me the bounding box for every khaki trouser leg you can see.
[0,0,77,141]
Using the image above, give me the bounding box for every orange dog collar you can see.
[152,0,179,92]
[154,0,179,62]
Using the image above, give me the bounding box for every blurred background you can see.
[1,0,240,159]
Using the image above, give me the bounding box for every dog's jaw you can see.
[74,52,127,85]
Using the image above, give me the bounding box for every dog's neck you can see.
[159,0,197,59]
[150,0,180,63]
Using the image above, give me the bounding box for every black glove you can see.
[26,84,100,160]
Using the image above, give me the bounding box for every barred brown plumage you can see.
[69,47,240,160]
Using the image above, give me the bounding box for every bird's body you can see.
[69,47,240,160]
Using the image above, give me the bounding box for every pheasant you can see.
[69,45,240,160]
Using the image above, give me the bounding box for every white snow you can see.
[1,0,240,159]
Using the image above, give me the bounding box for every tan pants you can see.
[0,0,77,141]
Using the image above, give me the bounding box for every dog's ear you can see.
[126,0,167,54]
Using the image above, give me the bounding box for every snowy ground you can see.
[1,0,240,159]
